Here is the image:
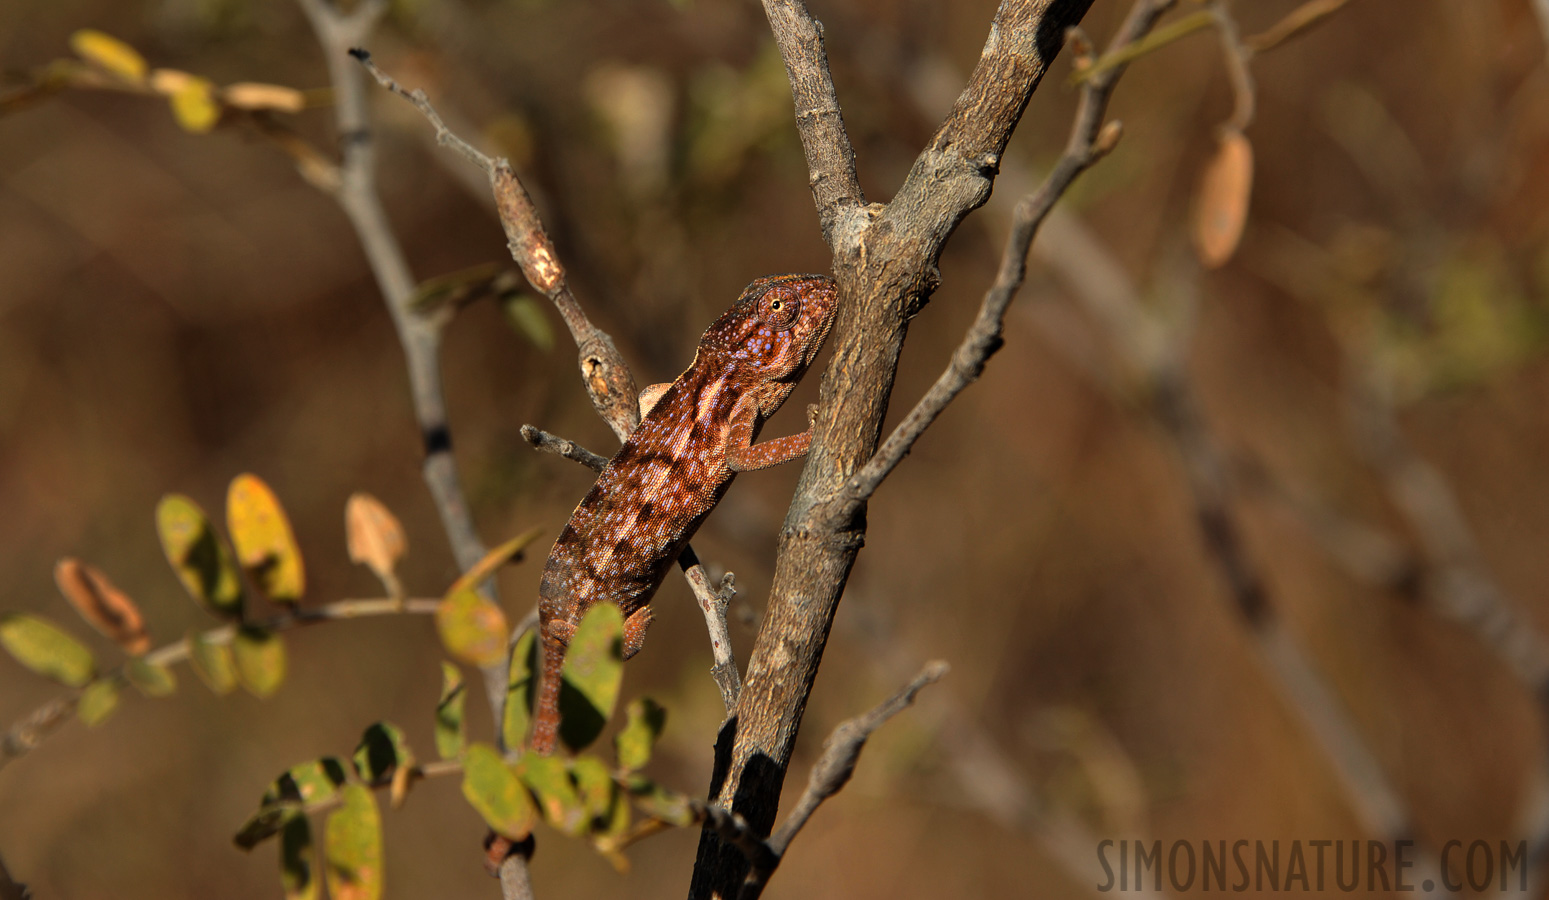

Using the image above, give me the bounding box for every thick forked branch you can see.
[736,661,948,899]
[690,1,1095,895]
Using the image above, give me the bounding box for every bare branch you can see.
[679,550,743,711]
[758,0,866,247]
[520,424,608,473]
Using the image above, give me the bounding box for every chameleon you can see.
[530,273,840,755]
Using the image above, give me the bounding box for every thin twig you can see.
[1,597,440,769]
[519,425,608,473]
[1242,0,1357,54]
[679,549,742,710]
[1070,8,1212,85]
[1207,0,1255,132]
[737,661,949,900]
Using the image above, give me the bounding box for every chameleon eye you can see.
[759,291,800,330]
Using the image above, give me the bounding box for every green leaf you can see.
[352,722,414,785]
[234,802,302,850]
[0,613,95,687]
[435,662,466,760]
[446,526,545,597]
[461,743,536,841]
[568,754,616,828]
[233,626,286,698]
[227,473,306,604]
[76,678,120,726]
[559,604,624,752]
[434,588,508,668]
[125,657,177,697]
[502,630,537,751]
[626,774,696,828]
[187,629,237,694]
[69,29,147,83]
[324,785,383,900]
[156,494,243,618]
[280,813,317,900]
[266,758,349,806]
[503,295,555,351]
[515,753,585,836]
[614,697,667,772]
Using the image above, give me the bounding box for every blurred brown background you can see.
[4,0,1549,897]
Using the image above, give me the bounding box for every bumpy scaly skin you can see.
[531,274,840,755]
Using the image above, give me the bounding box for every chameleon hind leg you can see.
[622,604,653,660]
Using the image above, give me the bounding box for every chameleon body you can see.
[531,274,840,755]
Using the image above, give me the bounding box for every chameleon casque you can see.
[531,274,840,755]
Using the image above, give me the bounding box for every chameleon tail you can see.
[530,631,566,755]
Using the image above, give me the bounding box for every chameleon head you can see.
[702,274,840,381]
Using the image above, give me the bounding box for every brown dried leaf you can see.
[53,558,150,655]
[1192,129,1254,269]
[345,493,406,587]
[221,82,306,113]
[148,68,196,95]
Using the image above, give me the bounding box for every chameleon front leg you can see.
[638,383,672,420]
[724,395,814,472]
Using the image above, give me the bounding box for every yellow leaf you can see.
[1192,129,1254,269]
[69,29,147,84]
[169,75,221,133]
[222,82,306,113]
[435,588,508,668]
[227,474,305,604]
